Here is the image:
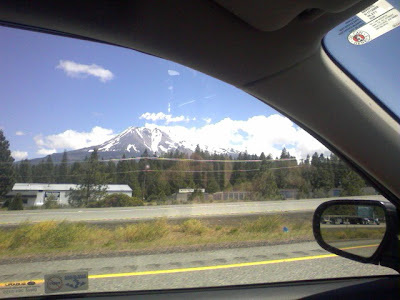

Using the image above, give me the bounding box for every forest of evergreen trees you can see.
[12,145,370,203]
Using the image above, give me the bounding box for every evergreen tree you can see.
[206,173,219,193]
[253,169,280,200]
[44,155,55,183]
[341,170,365,196]
[32,158,54,183]
[0,130,15,199]
[310,152,334,195]
[105,161,117,183]
[275,148,297,189]
[116,154,130,184]
[18,159,32,183]
[68,149,107,207]
[8,193,23,210]
[70,162,83,183]
[56,150,69,183]
[128,160,142,198]
[32,160,44,182]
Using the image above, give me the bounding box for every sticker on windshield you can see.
[0,280,41,297]
[44,271,88,294]
[348,0,400,45]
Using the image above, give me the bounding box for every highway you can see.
[0,195,385,225]
[321,224,385,228]
[0,241,396,298]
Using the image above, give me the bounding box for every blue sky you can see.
[3,26,323,161]
[2,1,398,161]
[0,26,281,159]
[324,0,400,118]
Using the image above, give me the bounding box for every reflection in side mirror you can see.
[314,199,400,272]
[320,204,386,258]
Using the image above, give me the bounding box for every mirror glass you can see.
[320,204,386,258]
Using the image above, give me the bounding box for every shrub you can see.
[8,193,24,210]
[312,189,328,199]
[2,221,83,250]
[244,215,282,233]
[1,198,10,208]
[118,219,168,242]
[88,193,144,208]
[38,222,82,248]
[180,219,208,235]
[43,199,62,209]
[188,190,205,203]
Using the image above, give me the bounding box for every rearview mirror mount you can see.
[313,199,399,272]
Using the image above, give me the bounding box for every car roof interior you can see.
[1,0,399,204]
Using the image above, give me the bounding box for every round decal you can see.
[348,30,371,45]
[46,276,63,291]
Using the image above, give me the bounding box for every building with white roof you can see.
[7,183,132,207]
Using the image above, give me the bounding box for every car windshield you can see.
[324,0,400,119]
[0,3,398,297]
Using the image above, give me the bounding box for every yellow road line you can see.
[340,244,378,251]
[90,253,337,279]
[0,244,379,286]
[0,254,335,287]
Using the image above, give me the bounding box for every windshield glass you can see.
[0,18,397,297]
[324,0,400,119]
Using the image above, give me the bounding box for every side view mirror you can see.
[313,199,399,272]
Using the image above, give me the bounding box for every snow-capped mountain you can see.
[29,126,240,164]
[94,127,190,155]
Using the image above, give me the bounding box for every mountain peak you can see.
[95,126,182,155]
[28,126,240,164]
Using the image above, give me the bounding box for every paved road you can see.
[0,240,396,298]
[0,196,385,225]
[321,224,385,228]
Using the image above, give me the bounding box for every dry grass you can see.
[0,216,313,259]
[321,227,385,242]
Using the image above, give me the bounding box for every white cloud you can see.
[56,60,114,82]
[203,118,212,124]
[168,86,173,91]
[167,70,180,76]
[145,114,329,159]
[37,148,57,156]
[204,94,216,99]
[168,103,171,113]
[34,126,115,155]
[140,112,195,124]
[178,100,196,107]
[15,131,25,136]
[11,151,28,161]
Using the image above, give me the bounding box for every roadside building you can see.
[6,183,132,207]
[176,188,206,203]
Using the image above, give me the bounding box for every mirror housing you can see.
[313,199,399,272]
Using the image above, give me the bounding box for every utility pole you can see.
[142,164,150,200]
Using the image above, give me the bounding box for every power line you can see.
[23,168,263,179]
[21,164,309,180]
[8,156,298,165]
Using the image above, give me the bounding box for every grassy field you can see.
[0,215,313,260]
[321,227,386,242]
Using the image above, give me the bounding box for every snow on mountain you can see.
[90,126,241,158]
[94,127,188,155]
[29,126,240,164]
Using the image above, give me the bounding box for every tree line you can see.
[0,129,370,207]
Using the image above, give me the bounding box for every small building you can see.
[176,188,206,203]
[6,183,132,207]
